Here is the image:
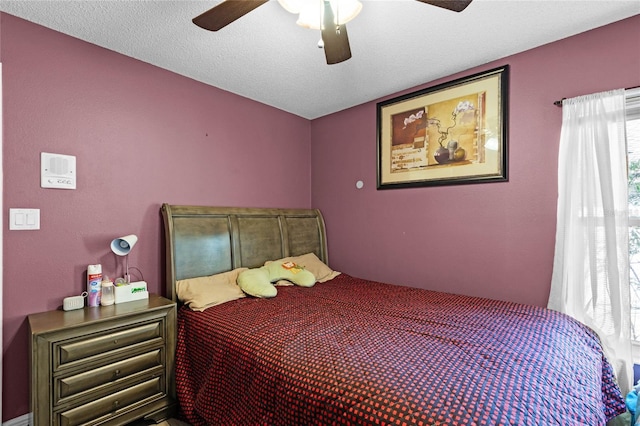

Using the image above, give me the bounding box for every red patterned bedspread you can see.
[175,274,625,425]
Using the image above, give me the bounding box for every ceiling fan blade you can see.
[416,0,473,12]
[193,0,268,31]
[321,1,352,64]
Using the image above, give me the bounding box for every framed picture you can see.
[376,65,509,189]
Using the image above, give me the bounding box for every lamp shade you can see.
[277,0,303,13]
[110,234,138,256]
[278,0,362,30]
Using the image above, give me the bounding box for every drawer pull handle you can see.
[113,339,118,344]
[113,400,119,409]
[114,369,121,377]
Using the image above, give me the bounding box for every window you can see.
[626,88,640,340]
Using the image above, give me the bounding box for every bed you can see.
[161,203,626,425]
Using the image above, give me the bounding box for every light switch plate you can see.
[10,208,40,230]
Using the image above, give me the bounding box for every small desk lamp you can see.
[110,234,138,283]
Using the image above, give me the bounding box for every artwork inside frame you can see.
[376,65,509,189]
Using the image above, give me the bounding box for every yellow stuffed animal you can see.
[237,261,316,298]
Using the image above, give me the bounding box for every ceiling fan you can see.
[193,0,473,65]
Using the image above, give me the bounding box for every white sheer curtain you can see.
[549,89,633,394]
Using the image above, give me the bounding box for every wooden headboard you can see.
[161,204,328,302]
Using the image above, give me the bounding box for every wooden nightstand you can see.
[28,294,177,425]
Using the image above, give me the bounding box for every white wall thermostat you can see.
[41,152,76,189]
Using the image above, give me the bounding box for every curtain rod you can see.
[554,86,640,107]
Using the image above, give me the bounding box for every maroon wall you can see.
[311,15,640,307]
[1,13,312,421]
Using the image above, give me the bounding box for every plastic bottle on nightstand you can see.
[87,264,102,307]
[101,276,115,306]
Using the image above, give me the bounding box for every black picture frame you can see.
[376,65,509,189]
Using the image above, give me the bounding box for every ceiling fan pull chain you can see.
[335,0,342,35]
[318,1,325,48]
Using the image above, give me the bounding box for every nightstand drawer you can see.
[58,377,163,425]
[56,349,163,402]
[55,321,162,369]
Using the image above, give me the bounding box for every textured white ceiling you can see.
[1,0,639,119]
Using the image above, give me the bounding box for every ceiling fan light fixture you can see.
[279,0,362,30]
[277,0,303,14]
[192,0,473,65]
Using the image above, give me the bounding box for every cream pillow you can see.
[266,253,340,283]
[177,268,247,311]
